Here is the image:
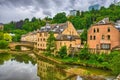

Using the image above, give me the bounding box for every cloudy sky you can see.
[0,0,119,23]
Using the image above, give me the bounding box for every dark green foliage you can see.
[79,43,90,60]
[0,40,9,49]
[46,31,56,55]
[80,29,87,43]
[0,53,11,65]
[109,51,120,75]
[53,12,67,23]
[0,32,4,40]
[12,29,27,42]
[58,46,67,58]
[12,54,36,65]
[22,18,46,31]
[4,21,15,32]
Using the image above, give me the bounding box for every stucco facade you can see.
[87,18,120,51]
[36,21,81,54]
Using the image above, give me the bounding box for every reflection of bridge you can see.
[9,41,34,50]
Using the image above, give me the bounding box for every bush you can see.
[110,53,120,75]
[58,46,67,58]
[0,40,9,49]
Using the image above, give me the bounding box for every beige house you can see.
[87,18,120,53]
[21,31,37,48]
[37,21,81,54]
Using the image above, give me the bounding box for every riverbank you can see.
[0,49,116,80]
[33,50,115,80]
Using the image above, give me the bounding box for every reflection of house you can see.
[21,31,37,48]
[0,23,4,31]
[37,59,67,80]
[37,21,81,55]
[87,18,120,53]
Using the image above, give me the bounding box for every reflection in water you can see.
[0,53,39,80]
[76,76,82,80]
[0,53,113,80]
[37,58,82,80]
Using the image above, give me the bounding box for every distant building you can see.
[69,10,81,16]
[89,4,100,11]
[115,1,120,6]
[0,23,4,31]
[87,18,120,53]
[21,31,37,48]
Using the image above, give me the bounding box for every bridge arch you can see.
[9,42,34,50]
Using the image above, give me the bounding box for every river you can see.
[0,52,115,80]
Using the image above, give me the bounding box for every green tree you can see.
[53,12,67,23]
[80,29,87,43]
[46,31,56,55]
[58,46,67,58]
[79,43,90,60]
[3,33,12,42]
[110,53,120,75]
[0,40,9,49]
[0,32,4,40]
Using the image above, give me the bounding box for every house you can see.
[87,18,120,53]
[21,31,37,48]
[37,21,81,55]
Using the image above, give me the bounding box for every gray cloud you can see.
[0,0,120,23]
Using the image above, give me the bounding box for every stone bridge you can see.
[9,41,34,50]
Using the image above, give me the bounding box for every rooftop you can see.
[39,22,68,33]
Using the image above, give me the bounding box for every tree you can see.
[110,53,120,75]
[0,32,4,40]
[58,46,67,58]
[80,29,87,44]
[53,12,67,23]
[3,33,12,42]
[79,43,90,60]
[0,40,9,49]
[46,31,56,55]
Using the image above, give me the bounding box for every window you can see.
[90,36,92,40]
[40,33,42,36]
[94,28,96,33]
[107,35,110,40]
[40,44,42,47]
[70,44,72,47]
[101,44,110,50]
[97,28,99,32]
[102,35,105,40]
[38,44,39,46]
[93,36,96,40]
[43,38,45,41]
[108,27,110,32]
